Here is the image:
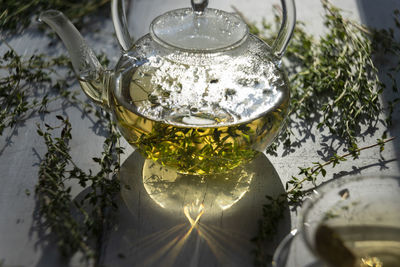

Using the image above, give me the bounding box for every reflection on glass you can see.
[142,158,255,221]
[116,151,288,267]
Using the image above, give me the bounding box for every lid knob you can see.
[191,0,208,14]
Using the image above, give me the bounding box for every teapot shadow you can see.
[100,151,290,267]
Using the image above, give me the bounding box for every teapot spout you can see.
[39,10,110,108]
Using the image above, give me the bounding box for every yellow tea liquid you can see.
[111,55,288,175]
[316,224,400,267]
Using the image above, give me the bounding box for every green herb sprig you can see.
[0,42,81,136]
[1,0,110,33]
[254,1,397,156]
[1,0,122,263]
[244,1,400,265]
[0,42,111,138]
[2,0,399,265]
[283,1,399,204]
[36,113,122,261]
[246,0,400,206]
[252,137,394,265]
[286,136,395,202]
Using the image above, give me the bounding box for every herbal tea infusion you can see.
[111,51,289,174]
[315,224,400,267]
[113,101,287,175]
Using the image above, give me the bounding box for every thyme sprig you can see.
[247,1,400,265]
[1,0,399,265]
[0,0,110,33]
[0,42,111,137]
[252,137,394,265]
[286,136,395,202]
[281,2,399,203]
[2,0,121,262]
[253,1,398,156]
[36,113,122,261]
[0,42,79,136]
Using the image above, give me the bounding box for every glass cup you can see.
[273,175,400,267]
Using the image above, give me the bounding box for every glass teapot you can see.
[40,0,296,175]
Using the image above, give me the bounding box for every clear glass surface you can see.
[273,175,400,267]
[301,175,400,267]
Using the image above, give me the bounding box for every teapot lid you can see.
[150,0,248,52]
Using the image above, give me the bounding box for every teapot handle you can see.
[272,0,296,58]
[112,0,134,51]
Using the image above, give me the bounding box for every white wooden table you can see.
[1,0,399,266]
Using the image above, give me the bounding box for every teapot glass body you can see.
[39,0,296,175]
[109,31,290,174]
